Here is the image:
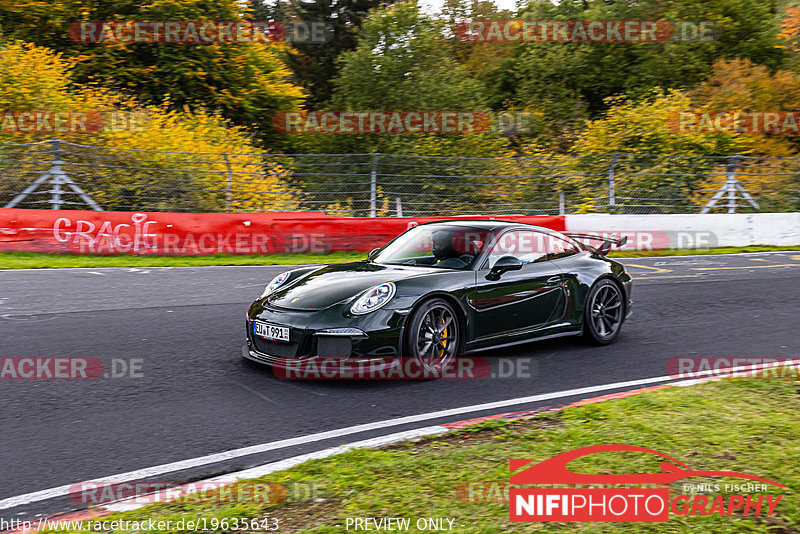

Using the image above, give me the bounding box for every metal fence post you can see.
[369,153,379,217]
[726,155,740,214]
[559,192,565,215]
[48,138,64,210]
[223,153,233,212]
[607,153,619,212]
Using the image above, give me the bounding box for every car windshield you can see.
[372,224,491,270]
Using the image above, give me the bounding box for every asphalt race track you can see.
[1,251,799,520]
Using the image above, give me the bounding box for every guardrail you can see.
[566,213,800,248]
[2,208,797,256]
[0,208,565,255]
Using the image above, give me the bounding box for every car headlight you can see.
[350,282,396,315]
[260,271,290,298]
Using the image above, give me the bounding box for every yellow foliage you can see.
[778,6,800,51]
[573,88,798,212]
[0,40,299,212]
[0,41,75,140]
[323,199,355,217]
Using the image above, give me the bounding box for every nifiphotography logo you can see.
[509,444,786,522]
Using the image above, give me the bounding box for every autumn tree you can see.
[0,41,298,212]
[0,0,306,149]
[486,0,787,150]
[323,2,490,152]
[691,58,800,109]
[253,0,394,106]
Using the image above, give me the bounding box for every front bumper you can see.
[243,301,408,367]
[622,278,633,320]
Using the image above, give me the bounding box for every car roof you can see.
[415,219,556,233]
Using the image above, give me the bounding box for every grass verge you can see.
[608,244,800,258]
[39,379,800,533]
[0,251,366,269]
[0,245,798,269]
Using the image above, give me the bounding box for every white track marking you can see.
[0,374,678,510]
[103,426,448,512]
[1,361,797,511]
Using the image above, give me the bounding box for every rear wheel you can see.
[583,279,624,345]
[405,298,460,376]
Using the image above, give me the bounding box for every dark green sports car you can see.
[243,220,632,375]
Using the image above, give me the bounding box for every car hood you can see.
[267,262,431,310]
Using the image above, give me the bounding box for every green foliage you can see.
[491,0,788,148]
[0,0,306,149]
[331,2,485,112]
[255,0,393,106]
[315,2,501,156]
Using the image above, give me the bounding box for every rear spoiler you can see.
[565,233,628,255]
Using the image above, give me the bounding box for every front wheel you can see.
[404,298,460,376]
[583,279,624,345]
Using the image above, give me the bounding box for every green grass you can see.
[609,244,800,258]
[0,251,366,269]
[39,379,800,533]
[0,245,798,269]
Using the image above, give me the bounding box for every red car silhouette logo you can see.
[510,444,786,487]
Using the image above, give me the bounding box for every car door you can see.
[468,229,567,342]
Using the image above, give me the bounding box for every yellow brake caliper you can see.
[438,318,447,357]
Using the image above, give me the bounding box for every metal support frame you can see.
[700,155,759,214]
[4,138,102,211]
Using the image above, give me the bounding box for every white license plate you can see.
[253,321,290,342]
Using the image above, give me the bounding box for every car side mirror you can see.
[486,256,522,280]
[368,247,381,260]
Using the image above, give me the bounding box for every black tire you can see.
[583,279,625,345]
[404,298,461,377]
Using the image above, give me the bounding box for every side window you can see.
[486,230,579,268]
[546,235,581,260]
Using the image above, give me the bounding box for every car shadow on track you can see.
[234,334,619,393]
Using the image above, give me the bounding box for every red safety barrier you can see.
[0,208,565,255]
